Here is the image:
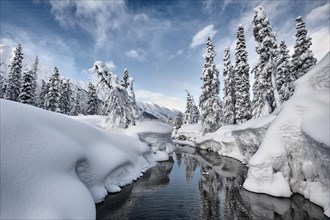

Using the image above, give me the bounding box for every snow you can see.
[124,120,175,156]
[0,99,168,219]
[243,52,330,217]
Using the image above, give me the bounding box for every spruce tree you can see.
[0,74,6,98]
[71,91,81,116]
[251,6,279,118]
[174,112,184,129]
[184,90,200,124]
[44,67,61,112]
[222,47,235,125]
[30,56,39,106]
[18,68,34,105]
[234,25,251,124]
[121,68,129,89]
[275,41,294,103]
[87,82,98,115]
[38,79,48,108]
[5,43,23,101]
[199,36,222,134]
[291,16,317,80]
[59,79,72,114]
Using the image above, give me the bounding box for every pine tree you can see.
[174,112,184,129]
[222,47,235,125]
[199,36,222,134]
[59,79,72,114]
[87,82,98,115]
[38,79,48,108]
[0,74,6,99]
[251,6,279,118]
[234,25,251,124]
[184,90,200,124]
[291,16,317,80]
[275,41,294,103]
[71,91,81,116]
[121,68,129,89]
[5,43,23,101]
[18,68,34,105]
[44,67,61,112]
[30,56,39,106]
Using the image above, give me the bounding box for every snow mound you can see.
[243,53,330,217]
[195,114,277,163]
[0,99,162,219]
[124,120,175,159]
[173,123,203,141]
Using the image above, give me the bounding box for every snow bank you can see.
[124,120,176,160]
[0,99,162,219]
[195,114,277,163]
[173,123,203,141]
[243,53,330,217]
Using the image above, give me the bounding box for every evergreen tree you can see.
[291,16,317,80]
[251,6,279,118]
[234,25,251,124]
[0,74,6,99]
[71,91,81,116]
[222,47,235,125]
[5,43,23,101]
[38,79,48,108]
[30,56,39,106]
[199,36,222,134]
[275,41,294,103]
[44,67,61,112]
[59,79,72,114]
[121,68,129,89]
[18,68,34,105]
[184,90,200,124]
[87,82,98,115]
[174,112,184,129]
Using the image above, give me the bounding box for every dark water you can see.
[96,148,328,220]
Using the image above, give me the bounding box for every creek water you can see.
[96,147,328,220]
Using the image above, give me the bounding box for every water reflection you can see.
[96,149,329,220]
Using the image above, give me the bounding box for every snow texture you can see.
[243,52,330,217]
[0,99,168,219]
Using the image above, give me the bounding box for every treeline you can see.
[183,6,317,134]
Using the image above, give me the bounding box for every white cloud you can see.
[135,89,185,111]
[203,0,215,14]
[310,27,330,62]
[306,2,330,27]
[125,49,147,62]
[191,24,218,48]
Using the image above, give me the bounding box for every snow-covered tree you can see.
[38,79,48,108]
[90,62,140,128]
[275,41,294,103]
[222,47,235,125]
[184,90,200,124]
[174,112,184,129]
[71,91,81,116]
[234,25,251,124]
[59,79,72,114]
[30,56,39,106]
[0,74,7,98]
[121,68,129,89]
[291,16,317,80]
[44,67,61,112]
[199,36,222,134]
[251,6,279,118]
[87,82,98,115]
[18,68,34,105]
[5,43,23,101]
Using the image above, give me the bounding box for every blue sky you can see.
[1,0,329,111]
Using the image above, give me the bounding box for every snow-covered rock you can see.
[243,53,330,217]
[124,120,176,160]
[0,99,165,219]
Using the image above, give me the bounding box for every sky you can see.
[1,0,329,111]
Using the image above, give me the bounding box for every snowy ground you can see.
[0,99,174,219]
[174,53,330,217]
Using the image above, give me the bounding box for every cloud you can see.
[310,27,329,62]
[203,0,215,14]
[306,2,330,27]
[191,24,218,48]
[125,49,147,62]
[135,89,185,111]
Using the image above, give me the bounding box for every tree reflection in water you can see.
[96,149,329,220]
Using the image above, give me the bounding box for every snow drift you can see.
[0,99,164,219]
[243,53,330,217]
